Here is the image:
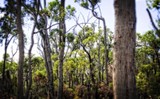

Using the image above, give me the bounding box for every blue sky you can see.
[0,0,158,61]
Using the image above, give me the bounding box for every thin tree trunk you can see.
[25,0,40,98]
[102,57,104,82]
[58,0,66,99]
[98,41,101,83]
[81,72,84,85]
[25,23,36,99]
[68,72,71,88]
[2,35,8,82]
[71,73,73,88]
[16,0,24,98]
[43,25,54,99]
[40,1,54,98]
[3,35,14,82]
[89,0,109,84]
[25,1,40,98]
[113,0,137,99]
[81,44,95,84]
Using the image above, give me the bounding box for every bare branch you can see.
[146,8,160,37]
[34,23,59,34]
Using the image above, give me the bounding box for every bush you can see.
[63,86,74,99]
[74,85,87,99]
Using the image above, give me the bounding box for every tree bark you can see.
[58,0,66,99]
[16,0,24,98]
[40,0,54,98]
[113,0,137,99]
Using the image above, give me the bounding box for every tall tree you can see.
[113,0,137,99]
[88,0,109,85]
[41,0,54,98]
[24,0,39,98]
[1,16,15,83]
[16,0,24,98]
[58,0,66,99]
[0,0,16,84]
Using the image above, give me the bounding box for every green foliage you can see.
[48,0,60,21]
[33,70,48,98]
[80,2,89,9]
[67,33,75,42]
[75,0,101,9]
[48,0,59,11]
[2,0,160,98]
[48,0,76,21]
[0,4,17,43]
[0,60,18,75]
[66,5,76,18]
[147,0,160,9]
[40,8,51,17]
[77,25,98,47]
[136,31,160,98]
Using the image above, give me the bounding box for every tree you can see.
[113,0,137,99]
[37,0,55,98]
[58,0,66,98]
[136,31,160,98]
[16,0,25,98]
[0,0,16,84]
[24,0,39,98]
[88,0,109,85]
[135,1,160,98]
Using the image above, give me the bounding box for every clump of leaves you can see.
[67,33,75,42]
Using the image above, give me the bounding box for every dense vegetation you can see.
[0,0,159,99]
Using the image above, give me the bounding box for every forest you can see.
[0,0,160,99]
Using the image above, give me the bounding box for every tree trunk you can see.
[81,72,84,85]
[90,2,109,85]
[58,0,66,99]
[68,72,71,88]
[25,23,36,99]
[113,0,137,99]
[40,1,55,99]
[71,73,73,88]
[25,0,40,98]
[2,35,14,84]
[43,18,54,99]
[2,35,8,82]
[98,41,101,83]
[102,57,104,82]
[16,0,24,98]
